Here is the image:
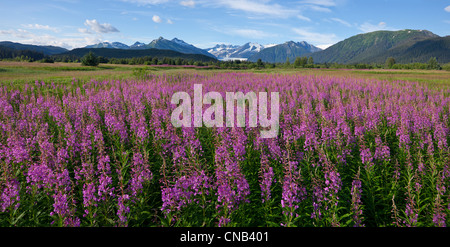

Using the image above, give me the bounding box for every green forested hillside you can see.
[310,30,448,64]
[0,41,68,55]
[0,45,45,60]
[383,36,450,63]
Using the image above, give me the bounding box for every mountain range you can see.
[86,37,215,58]
[1,29,449,64]
[248,41,322,63]
[206,42,277,60]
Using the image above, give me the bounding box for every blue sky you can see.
[0,0,449,50]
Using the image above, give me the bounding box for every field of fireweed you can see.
[0,71,449,227]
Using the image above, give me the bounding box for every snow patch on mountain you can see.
[206,42,278,60]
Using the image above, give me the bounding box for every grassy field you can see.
[0,61,139,84]
[1,61,449,86]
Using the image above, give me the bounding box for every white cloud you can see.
[316,44,333,50]
[299,0,337,12]
[152,15,163,23]
[229,28,272,39]
[292,27,338,46]
[78,28,92,34]
[180,0,195,7]
[0,29,31,39]
[445,5,450,12]
[305,4,332,12]
[330,18,352,27]
[210,25,273,39]
[167,19,174,24]
[297,15,311,22]
[208,0,298,18]
[358,21,396,33]
[299,0,337,7]
[0,28,100,49]
[84,19,119,33]
[22,24,60,32]
[120,0,169,6]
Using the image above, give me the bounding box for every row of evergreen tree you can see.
[0,45,45,61]
[77,52,450,70]
[1,47,448,71]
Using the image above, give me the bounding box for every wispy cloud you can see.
[84,19,119,33]
[229,28,273,39]
[330,18,352,27]
[45,3,80,14]
[152,15,163,23]
[206,0,298,18]
[50,0,80,3]
[120,0,169,6]
[0,27,99,49]
[22,24,60,32]
[358,21,396,33]
[120,0,311,21]
[297,15,311,22]
[305,4,332,12]
[0,29,31,39]
[209,24,273,39]
[300,0,337,7]
[292,27,338,45]
[299,0,337,12]
[180,0,195,7]
[445,5,450,12]
[120,10,154,17]
[78,28,92,34]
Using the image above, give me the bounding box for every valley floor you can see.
[1,61,449,86]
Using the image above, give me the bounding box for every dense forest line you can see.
[1,45,449,71]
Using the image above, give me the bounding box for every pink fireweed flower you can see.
[104,112,128,142]
[117,194,130,226]
[259,153,274,203]
[214,132,250,226]
[359,146,373,165]
[26,163,56,190]
[351,174,364,227]
[0,178,21,212]
[97,155,114,200]
[129,152,153,197]
[281,160,306,218]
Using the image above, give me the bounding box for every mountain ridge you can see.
[85,37,216,58]
[206,42,277,60]
[309,29,448,64]
[0,41,68,55]
[247,41,322,63]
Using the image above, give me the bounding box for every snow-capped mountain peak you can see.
[85,41,129,49]
[130,41,146,48]
[206,42,270,60]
